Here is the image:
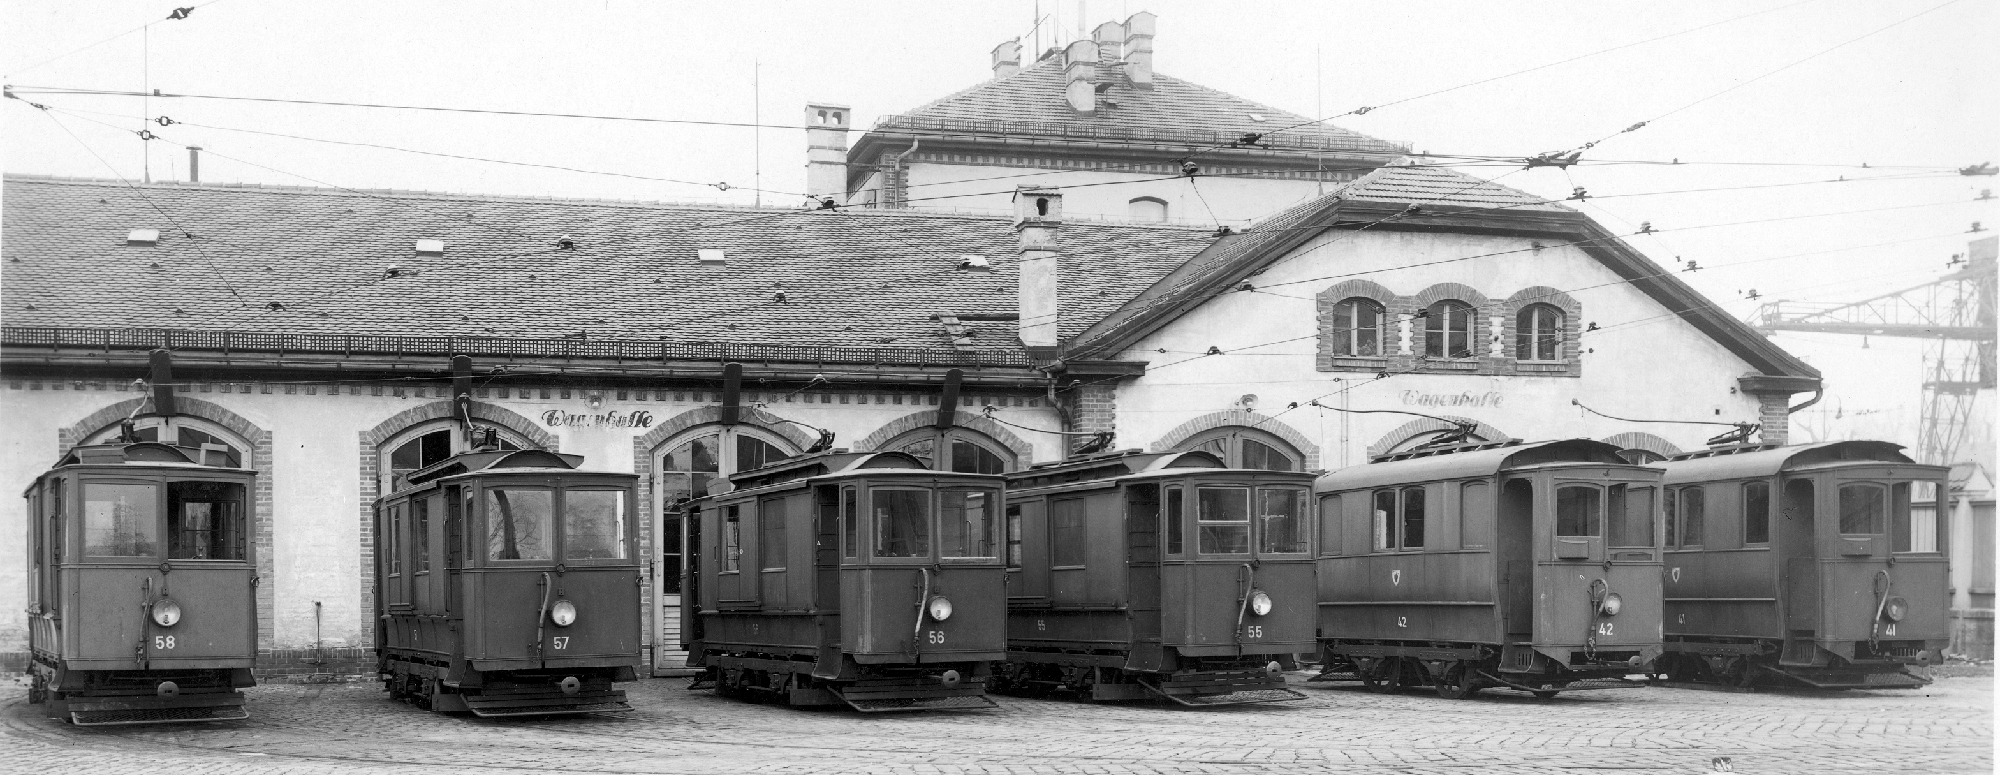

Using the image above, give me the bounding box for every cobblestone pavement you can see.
[0,675,1989,775]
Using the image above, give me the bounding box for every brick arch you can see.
[1149,409,1320,469]
[1502,285,1584,362]
[58,397,278,649]
[1367,415,1513,459]
[634,405,817,452]
[1410,282,1491,309]
[1600,431,1684,458]
[1317,278,1399,306]
[851,410,1035,464]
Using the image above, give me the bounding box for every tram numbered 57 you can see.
[24,440,258,725]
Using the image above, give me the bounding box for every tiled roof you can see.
[1342,164,1570,212]
[0,176,1214,360]
[872,58,1407,156]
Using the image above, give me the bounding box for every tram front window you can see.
[1197,487,1251,554]
[564,489,627,560]
[84,482,159,557]
[940,489,997,558]
[873,489,932,558]
[167,481,246,560]
[487,488,553,560]
[1257,489,1308,553]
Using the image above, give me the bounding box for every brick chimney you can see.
[991,39,1022,79]
[1014,186,1064,356]
[1123,12,1157,89]
[1063,39,1098,117]
[804,101,850,203]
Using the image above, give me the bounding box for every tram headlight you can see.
[152,598,182,628]
[927,595,954,622]
[1598,592,1623,617]
[550,599,578,628]
[1249,590,1274,617]
[1883,596,1908,623]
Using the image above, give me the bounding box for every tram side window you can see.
[84,482,159,557]
[760,497,788,570]
[1667,485,1705,547]
[1742,482,1771,545]
[1837,483,1886,535]
[1319,494,1343,556]
[1164,487,1185,556]
[49,478,64,562]
[1050,497,1086,566]
[1004,504,1022,568]
[1555,485,1602,537]
[1372,490,1396,551]
[1895,481,1940,553]
[841,487,859,560]
[1459,482,1492,549]
[565,490,628,560]
[874,489,933,559]
[1197,487,1251,554]
[940,490,997,558]
[485,488,553,560]
[167,481,246,560]
[1400,486,1426,550]
[415,496,435,572]
[1609,485,1655,548]
[387,504,404,578]
[1258,489,1308,553]
[721,505,742,572]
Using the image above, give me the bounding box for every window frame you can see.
[1195,485,1254,556]
[1515,303,1566,362]
[885,427,1017,475]
[869,486,937,561]
[1049,496,1089,568]
[562,486,633,564]
[1331,297,1387,358]
[1255,487,1310,555]
[1742,480,1771,546]
[1837,482,1889,537]
[1424,300,1477,359]
[481,485,557,564]
[1176,426,1303,472]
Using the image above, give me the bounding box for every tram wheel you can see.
[1362,657,1404,694]
[1435,663,1478,700]
[1531,689,1561,700]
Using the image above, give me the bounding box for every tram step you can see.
[66,692,249,726]
[1772,668,1929,690]
[1146,686,1308,706]
[463,689,634,717]
[832,692,999,713]
[1307,671,1361,683]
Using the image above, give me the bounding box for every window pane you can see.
[167,481,245,560]
[661,434,720,509]
[722,506,741,572]
[1744,482,1771,544]
[1610,485,1655,548]
[1051,498,1086,566]
[951,440,1009,474]
[898,437,937,468]
[661,515,684,592]
[1258,489,1307,553]
[1891,482,1911,552]
[941,490,998,558]
[1197,488,1250,554]
[1242,438,1296,472]
[485,488,553,560]
[1838,484,1885,535]
[1319,494,1343,556]
[873,489,932,558]
[1005,505,1023,567]
[1663,487,1678,547]
[738,436,788,473]
[1906,481,1940,552]
[1460,482,1493,549]
[1401,486,1426,549]
[84,483,158,557]
[760,497,787,570]
[1194,437,1227,461]
[417,495,435,571]
[388,505,403,576]
[1335,299,1383,357]
[1165,487,1185,555]
[565,490,627,560]
[1372,490,1395,551]
[1556,486,1602,537]
[841,487,858,559]
[1679,486,1706,546]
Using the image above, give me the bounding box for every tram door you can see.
[1496,478,1536,640]
[1780,478,1819,634]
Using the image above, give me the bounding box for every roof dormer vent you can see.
[957,255,991,271]
[415,239,445,256]
[698,248,727,266]
[127,229,160,246]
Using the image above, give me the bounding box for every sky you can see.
[2,0,1995,454]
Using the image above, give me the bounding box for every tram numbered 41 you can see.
[1313,440,1665,699]
[373,448,644,717]
[682,451,1005,712]
[24,440,259,725]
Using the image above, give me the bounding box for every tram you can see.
[993,449,1313,705]
[1314,439,1665,699]
[373,444,643,716]
[1653,441,1949,689]
[682,451,1005,711]
[24,438,259,725]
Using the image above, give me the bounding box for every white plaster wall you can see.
[0,383,1064,653]
[904,162,1334,225]
[1113,229,1769,468]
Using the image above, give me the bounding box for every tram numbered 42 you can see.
[24,440,259,725]
[682,451,1005,712]
[1653,441,1949,690]
[1313,440,1666,699]
[373,448,643,717]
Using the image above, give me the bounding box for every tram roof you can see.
[1005,448,1234,490]
[1315,438,1629,492]
[715,449,978,495]
[1658,440,1935,482]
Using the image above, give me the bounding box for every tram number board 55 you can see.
[1241,625,1264,639]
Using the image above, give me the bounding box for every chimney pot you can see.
[1063,40,1099,117]
[991,39,1022,79]
[1013,187,1064,355]
[1091,21,1125,63]
[1123,12,1157,90]
[804,101,852,202]
[187,146,202,183]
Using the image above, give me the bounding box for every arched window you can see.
[654,426,799,594]
[1177,426,1302,472]
[1424,300,1476,359]
[86,416,246,469]
[378,421,523,494]
[1128,196,1169,222]
[884,427,1016,474]
[1516,303,1565,361]
[1331,298,1385,357]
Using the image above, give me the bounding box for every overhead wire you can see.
[0,0,229,79]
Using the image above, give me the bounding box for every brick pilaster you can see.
[1068,382,1118,455]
